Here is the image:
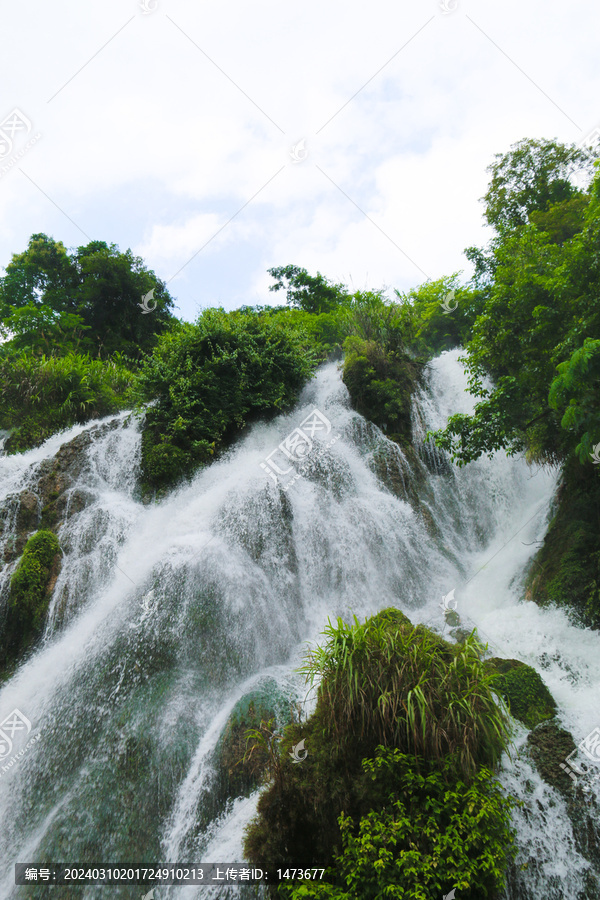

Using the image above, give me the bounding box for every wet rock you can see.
[417,439,453,476]
[214,681,299,804]
[486,657,557,728]
[527,720,576,793]
[16,490,40,533]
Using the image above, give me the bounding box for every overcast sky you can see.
[1,0,599,320]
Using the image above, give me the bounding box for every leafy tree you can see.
[0,304,89,356]
[483,137,592,232]
[397,275,484,355]
[0,233,78,316]
[0,234,175,359]
[73,241,173,357]
[268,265,350,314]
[433,167,600,467]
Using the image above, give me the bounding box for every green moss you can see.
[214,683,300,804]
[525,458,600,628]
[487,658,556,729]
[2,530,60,667]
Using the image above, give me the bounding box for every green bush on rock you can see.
[2,529,60,668]
[244,609,515,898]
[0,352,136,453]
[137,310,316,491]
[342,339,419,445]
[282,749,515,900]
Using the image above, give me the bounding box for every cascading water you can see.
[0,350,598,899]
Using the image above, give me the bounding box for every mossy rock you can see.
[444,608,460,628]
[214,682,298,802]
[527,721,576,792]
[368,607,413,631]
[1,530,61,668]
[487,658,557,729]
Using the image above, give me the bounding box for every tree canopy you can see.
[0,233,175,359]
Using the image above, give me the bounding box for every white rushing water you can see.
[0,350,598,900]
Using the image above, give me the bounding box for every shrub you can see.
[282,749,516,900]
[0,352,135,452]
[300,610,510,778]
[244,610,514,894]
[137,310,316,490]
[342,339,419,444]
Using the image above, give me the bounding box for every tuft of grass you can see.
[299,609,511,778]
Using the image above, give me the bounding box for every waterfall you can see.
[0,350,598,899]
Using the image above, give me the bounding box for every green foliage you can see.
[282,749,515,900]
[486,658,556,729]
[137,309,316,490]
[396,275,484,355]
[524,458,600,628]
[482,137,592,232]
[0,304,90,356]
[300,610,510,778]
[2,530,60,667]
[245,610,514,898]
[432,161,600,468]
[549,337,600,464]
[268,265,350,314]
[342,339,419,444]
[266,306,348,358]
[0,352,136,452]
[0,233,174,359]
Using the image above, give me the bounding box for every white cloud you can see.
[0,0,598,318]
